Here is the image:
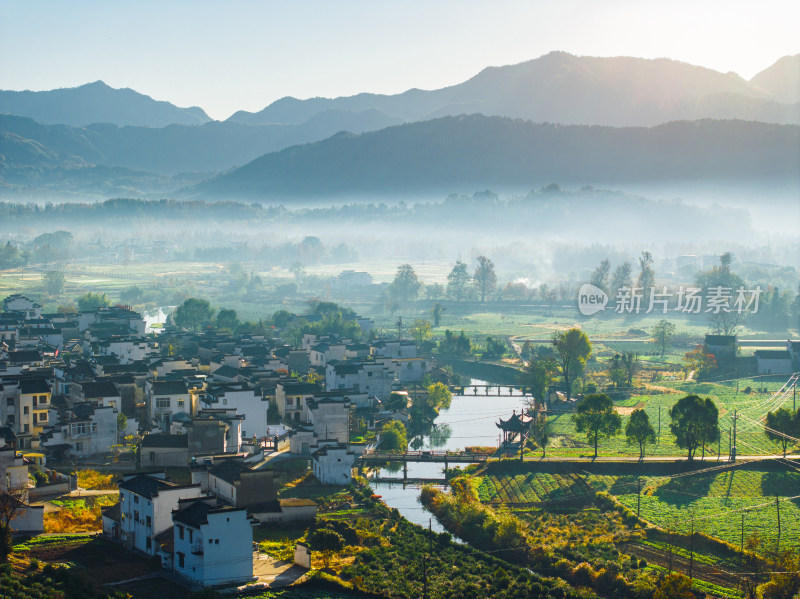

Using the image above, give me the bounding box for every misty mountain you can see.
[750,54,800,104]
[190,114,800,199]
[0,109,401,175]
[0,81,211,127]
[228,52,800,127]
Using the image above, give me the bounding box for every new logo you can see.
[578,284,608,316]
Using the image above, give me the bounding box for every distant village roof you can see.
[150,380,189,396]
[19,378,51,395]
[212,365,240,379]
[80,380,120,399]
[755,350,792,360]
[8,350,42,363]
[705,334,737,346]
[208,460,252,485]
[141,433,189,449]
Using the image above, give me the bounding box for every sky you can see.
[1,0,799,121]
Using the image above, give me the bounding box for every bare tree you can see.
[0,484,30,562]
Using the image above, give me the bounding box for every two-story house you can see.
[117,473,204,555]
[172,497,254,587]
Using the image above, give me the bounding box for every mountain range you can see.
[229,52,800,127]
[1,52,798,199]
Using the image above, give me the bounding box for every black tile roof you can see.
[19,378,51,395]
[208,460,252,485]
[150,380,189,396]
[80,380,119,399]
[141,433,189,449]
[173,499,242,528]
[119,474,178,498]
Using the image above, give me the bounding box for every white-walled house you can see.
[172,497,254,587]
[41,403,117,457]
[117,473,204,555]
[147,380,191,431]
[203,384,267,438]
[98,338,149,364]
[326,360,396,400]
[71,380,121,413]
[311,443,356,485]
[394,357,433,383]
[290,394,351,455]
[0,446,28,489]
[140,433,190,468]
[275,381,320,422]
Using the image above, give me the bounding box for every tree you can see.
[426,283,445,300]
[653,573,694,599]
[308,527,344,569]
[432,303,445,327]
[621,351,640,386]
[410,319,432,344]
[473,256,497,302]
[413,382,452,421]
[77,292,111,311]
[378,420,408,452]
[607,354,627,388]
[590,259,611,294]
[446,260,471,301]
[765,408,797,457]
[637,251,655,305]
[389,264,421,304]
[216,308,239,332]
[552,328,592,400]
[572,393,622,458]
[519,358,555,403]
[270,309,293,329]
[652,319,676,357]
[43,270,65,295]
[532,416,550,457]
[611,261,633,294]
[0,484,30,563]
[172,298,214,331]
[625,409,656,459]
[683,347,717,380]
[669,395,719,461]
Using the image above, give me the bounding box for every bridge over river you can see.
[359,449,490,481]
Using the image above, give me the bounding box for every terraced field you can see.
[472,464,800,551]
[474,471,617,504]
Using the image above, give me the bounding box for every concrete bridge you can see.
[358,449,490,480]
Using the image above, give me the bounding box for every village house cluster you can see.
[0,293,434,587]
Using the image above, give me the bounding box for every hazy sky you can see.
[2,0,798,120]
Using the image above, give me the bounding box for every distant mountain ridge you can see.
[190,114,800,199]
[749,54,800,104]
[0,109,401,175]
[0,81,211,127]
[228,52,800,127]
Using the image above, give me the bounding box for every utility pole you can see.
[732,410,737,462]
[689,514,695,582]
[667,524,674,574]
[740,511,745,566]
[776,496,781,555]
[637,477,641,517]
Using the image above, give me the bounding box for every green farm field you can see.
[539,374,798,459]
[469,466,800,550]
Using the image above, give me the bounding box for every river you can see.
[368,380,528,532]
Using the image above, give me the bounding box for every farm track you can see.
[623,541,743,591]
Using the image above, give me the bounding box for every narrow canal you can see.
[368,380,528,532]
